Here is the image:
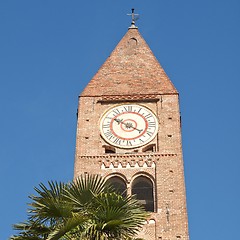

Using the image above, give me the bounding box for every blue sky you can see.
[1,0,240,239]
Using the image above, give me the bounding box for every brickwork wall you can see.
[74,95,189,240]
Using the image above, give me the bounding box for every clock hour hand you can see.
[114,118,123,124]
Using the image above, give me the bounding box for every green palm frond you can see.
[10,236,42,240]
[46,212,87,240]
[10,174,148,240]
[82,192,147,239]
[29,181,73,223]
[65,174,110,207]
[10,220,51,240]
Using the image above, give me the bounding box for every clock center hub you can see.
[120,119,137,132]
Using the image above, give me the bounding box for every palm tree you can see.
[10,175,147,240]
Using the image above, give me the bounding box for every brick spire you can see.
[81,28,177,97]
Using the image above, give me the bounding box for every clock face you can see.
[100,104,158,149]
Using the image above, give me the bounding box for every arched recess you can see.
[106,175,127,197]
[103,145,116,154]
[142,144,156,153]
[131,175,154,212]
[128,37,138,47]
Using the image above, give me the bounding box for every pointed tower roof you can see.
[81,27,177,97]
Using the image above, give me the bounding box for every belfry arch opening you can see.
[132,176,154,212]
[107,176,127,197]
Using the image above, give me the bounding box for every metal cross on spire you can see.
[127,8,139,29]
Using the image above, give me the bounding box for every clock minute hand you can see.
[125,122,143,133]
[131,126,143,133]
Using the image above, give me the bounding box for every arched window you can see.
[132,176,154,212]
[107,176,127,197]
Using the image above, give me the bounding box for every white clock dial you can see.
[100,104,158,148]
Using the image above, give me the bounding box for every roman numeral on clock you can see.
[104,130,114,140]
[113,109,120,115]
[148,122,156,127]
[124,106,133,112]
[145,113,152,119]
[102,123,110,128]
[113,137,121,145]
[147,131,153,136]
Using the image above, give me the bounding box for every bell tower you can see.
[74,14,189,240]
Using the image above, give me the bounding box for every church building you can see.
[74,11,189,240]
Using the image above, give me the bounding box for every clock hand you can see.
[123,122,143,133]
[115,119,133,129]
[114,118,123,124]
[115,119,143,133]
[131,125,143,133]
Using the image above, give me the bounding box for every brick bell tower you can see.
[74,11,189,240]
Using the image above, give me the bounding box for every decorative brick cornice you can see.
[78,153,177,170]
[80,93,179,99]
[100,94,159,102]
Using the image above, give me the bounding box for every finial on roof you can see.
[127,8,139,29]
